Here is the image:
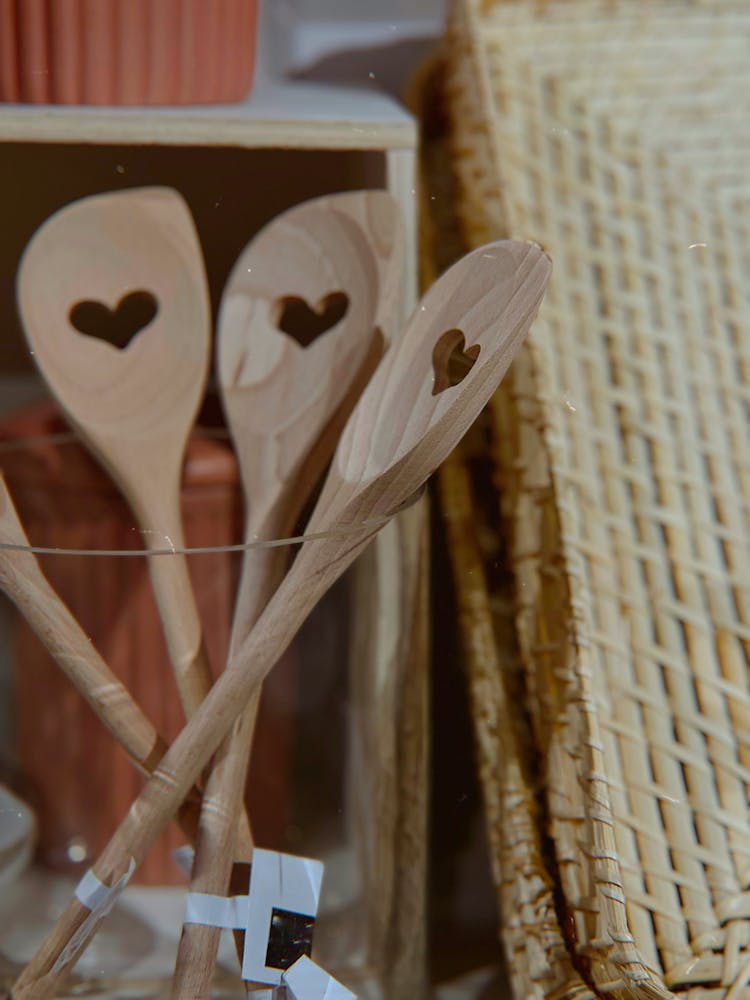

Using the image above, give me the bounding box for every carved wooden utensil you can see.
[16,187,214,722]
[0,474,207,841]
[173,191,402,999]
[12,239,551,1000]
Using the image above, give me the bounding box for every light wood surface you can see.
[0,80,416,150]
[16,187,214,721]
[11,239,550,1000]
[0,473,205,844]
[172,190,403,999]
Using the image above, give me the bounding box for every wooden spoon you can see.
[173,190,402,999]
[0,473,205,842]
[16,187,214,721]
[12,240,551,1000]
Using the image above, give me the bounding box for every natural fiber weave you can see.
[444,2,750,997]
[438,445,596,1000]
[416,65,593,992]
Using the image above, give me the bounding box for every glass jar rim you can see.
[0,458,424,559]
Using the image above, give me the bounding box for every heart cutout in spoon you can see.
[432,328,481,395]
[274,290,349,348]
[69,290,158,350]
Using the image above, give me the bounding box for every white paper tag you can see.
[242,849,324,985]
[175,848,325,986]
[283,956,356,1000]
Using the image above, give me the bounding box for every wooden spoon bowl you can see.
[17,188,209,460]
[218,190,400,523]
[17,187,214,720]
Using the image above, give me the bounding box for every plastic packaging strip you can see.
[75,869,115,912]
[75,858,136,912]
[0,484,425,557]
[53,859,136,973]
[183,892,250,930]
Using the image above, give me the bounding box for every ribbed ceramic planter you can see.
[0,0,257,105]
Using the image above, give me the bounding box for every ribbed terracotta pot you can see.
[0,0,257,105]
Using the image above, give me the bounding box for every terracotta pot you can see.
[0,401,294,884]
[0,0,258,105]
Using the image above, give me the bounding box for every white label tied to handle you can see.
[183,848,325,987]
[243,848,324,985]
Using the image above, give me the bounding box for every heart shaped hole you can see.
[432,328,481,395]
[69,291,158,349]
[274,291,349,348]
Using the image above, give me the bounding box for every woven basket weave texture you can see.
[444,2,750,997]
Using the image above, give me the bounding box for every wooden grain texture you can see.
[10,239,550,1000]
[16,187,214,722]
[0,473,206,845]
[384,498,430,1000]
[172,190,403,999]
[348,517,410,988]
[344,66,436,998]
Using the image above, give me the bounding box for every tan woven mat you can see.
[443,2,750,997]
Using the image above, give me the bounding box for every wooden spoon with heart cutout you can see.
[12,240,551,1000]
[172,190,402,999]
[16,188,215,722]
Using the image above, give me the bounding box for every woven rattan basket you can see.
[439,2,750,997]
[413,59,592,995]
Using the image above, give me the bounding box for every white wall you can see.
[260,0,446,83]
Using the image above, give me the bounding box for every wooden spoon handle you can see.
[143,540,213,721]
[171,541,283,1000]
[11,533,361,1000]
[172,690,261,999]
[0,476,204,843]
[138,496,254,859]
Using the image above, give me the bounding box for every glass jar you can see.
[0,403,428,999]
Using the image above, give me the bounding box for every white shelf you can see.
[0,79,416,151]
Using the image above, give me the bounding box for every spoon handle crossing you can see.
[171,540,283,999]
[0,477,205,845]
[11,531,358,1000]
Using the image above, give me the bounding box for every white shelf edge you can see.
[0,80,417,151]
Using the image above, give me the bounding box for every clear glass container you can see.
[0,406,427,999]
